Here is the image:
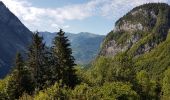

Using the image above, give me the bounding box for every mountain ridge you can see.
[39,32,105,64]
[99,3,170,79]
[100,3,170,57]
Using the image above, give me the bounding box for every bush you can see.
[0,77,9,99]
[72,82,138,100]
[19,93,33,100]
[162,68,170,100]
[35,81,71,100]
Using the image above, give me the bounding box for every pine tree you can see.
[27,31,50,90]
[7,53,34,99]
[45,47,59,86]
[53,29,78,88]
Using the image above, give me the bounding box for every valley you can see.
[0,1,170,100]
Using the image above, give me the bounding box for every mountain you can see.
[1,3,170,99]
[39,32,105,64]
[0,2,32,77]
[99,3,170,79]
[0,0,104,77]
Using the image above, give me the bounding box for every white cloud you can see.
[51,23,59,28]
[63,25,70,29]
[0,0,99,31]
[0,0,170,32]
[99,0,169,18]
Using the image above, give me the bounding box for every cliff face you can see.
[0,2,32,77]
[100,3,170,57]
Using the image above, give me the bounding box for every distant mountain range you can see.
[0,1,105,77]
[39,32,105,64]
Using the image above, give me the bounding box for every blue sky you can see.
[1,0,170,35]
[30,0,90,8]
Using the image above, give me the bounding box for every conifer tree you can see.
[27,31,50,90]
[53,29,78,88]
[7,53,34,99]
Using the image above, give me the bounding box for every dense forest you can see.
[1,3,170,100]
[0,29,169,100]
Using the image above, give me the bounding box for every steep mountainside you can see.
[99,3,170,79]
[40,32,105,64]
[100,3,170,57]
[0,2,32,77]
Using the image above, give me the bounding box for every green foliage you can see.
[6,53,34,99]
[134,32,170,79]
[6,72,20,99]
[72,82,138,100]
[19,93,33,100]
[135,70,160,100]
[111,52,135,81]
[90,53,135,85]
[90,56,112,84]
[72,83,94,99]
[74,65,89,84]
[34,81,71,100]
[0,77,9,99]
[100,82,138,100]
[35,82,137,100]
[162,68,170,100]
[136,70,150,90]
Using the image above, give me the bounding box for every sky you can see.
[1,0,170,35]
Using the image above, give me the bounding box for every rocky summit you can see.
[100,3,170,57]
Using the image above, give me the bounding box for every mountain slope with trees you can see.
[1,2,170,100]
[100,3,170,80]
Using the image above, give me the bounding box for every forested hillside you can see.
[1,2,170,100]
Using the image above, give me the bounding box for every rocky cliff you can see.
[100,3,170,57]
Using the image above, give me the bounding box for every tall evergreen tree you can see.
[27,31,50,90]
[53,29,78,88]
[7,53,34,99]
